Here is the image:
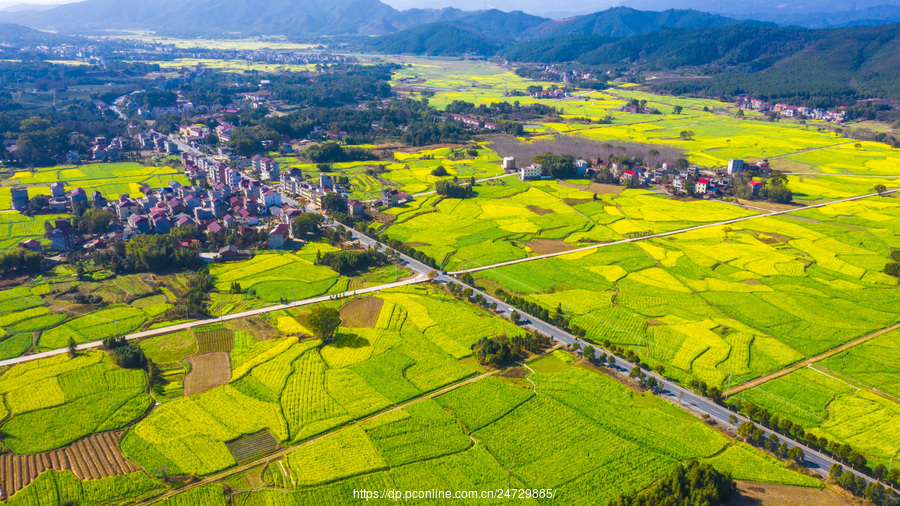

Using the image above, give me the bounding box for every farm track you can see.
[0,430,138,499]
[725,320,900,397]
[135,369,499,505]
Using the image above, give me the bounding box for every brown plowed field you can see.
[0,430,139,499]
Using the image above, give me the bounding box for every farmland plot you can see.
[0,352,151,453]
[477,199,900,389]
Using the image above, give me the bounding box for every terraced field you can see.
[224,354,816,505]
[475,196,900,389]
[380,177,756,270]
[119,286,522,476]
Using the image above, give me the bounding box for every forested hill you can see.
[362,7,762,56]
[499,23,900,103]
[527,7,771,39]
[366,24,505,56]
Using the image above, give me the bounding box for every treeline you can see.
[301,142,379,163]
[502,23,900,109]
[377,234,439,269]
[435,177,474,198]
[730,398,900,490]
[315,249,388,275]
[266,64,396,108]
[0,248,42,276]
[500,34,616,64]
[611,461,736,506]
[493,288,588,339]
[472,331,553,366]
[91,231,203,273]
[445,100,559,119]
[829,465,895,505]
[532,152,578,179]
[364,24,503,57]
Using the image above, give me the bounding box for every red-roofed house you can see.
[749,180,764,196]
[695,178,709,195]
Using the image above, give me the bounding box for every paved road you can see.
[450,187,900,275]
[0,275,425,369]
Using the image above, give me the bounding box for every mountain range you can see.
[1,0,892,37]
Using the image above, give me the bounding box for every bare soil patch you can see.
[558,180,624,196]
[184,352,232,396]
[525,239,574,255]
[364,208,397,224]
[526,205,555,215]
[0,430,139,499]
[737,199,797,212]
[226,316,280,341]
[563,198,592,206]
[731,481,855,506]
[339,297,384,329]
[784,215,820,224]
[742,279,763,285]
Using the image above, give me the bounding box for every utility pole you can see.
[115,320,119,338]
[890,449,897,473]
[725,373,733,398]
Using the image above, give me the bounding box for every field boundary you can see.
[726,320,900,397]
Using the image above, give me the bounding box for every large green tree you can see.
[307,306,342,341]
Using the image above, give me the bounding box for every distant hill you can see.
[529,7,771,39]
[0,22,76,44]
[366,23,504,56]
[361,7,764,56]
[0,0,406,36]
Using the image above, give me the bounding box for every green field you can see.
[0,162,190,209]
[0,288,821,504]
[380,177,756,270]
[276,144,503,201]
[736,327,900,469]
[208,240,345,307]
[474,196,900,389]
[120,286,523,476]
[0,238,405,358]
[0,212,70,250]
[703,443,823,487]
[228,355,817,505]
[0,351,151,453]
[390,58,900,206]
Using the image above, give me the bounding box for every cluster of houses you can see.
[505,154,774,198]
[11,175,294,253]
[447,113,499,131]
[735,95,847,122]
